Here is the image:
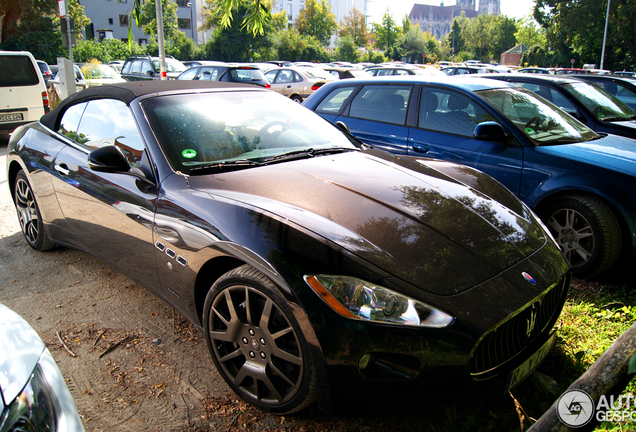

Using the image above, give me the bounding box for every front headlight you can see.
[304,275,454,328]
[0,364,57,432]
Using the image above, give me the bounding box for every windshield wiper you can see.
[600,115,636,122]
[261,148,353,165]
[188,159,263,175]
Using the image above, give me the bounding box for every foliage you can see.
[72,38,144,63]
[51,0,90,41]
[167,31,199,60]
[515,15,547,48]
[294,0,337,47]
[338,8,369,48]
[372,10,402,60]
[140,0,180,41]
[401,25,427,64]
[520,44,548,67]
[335,35,359,63]
[534,0,636,70]
[274,28,330,62]
[446,12,470,58]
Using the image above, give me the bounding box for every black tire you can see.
[203,265,317,414]
[14,170,55,251]
[541,195,622,277]
[290,95,303,103]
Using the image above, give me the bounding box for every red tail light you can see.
[265,83,271,89]
[42,91,50,113]
[311,82,325,91]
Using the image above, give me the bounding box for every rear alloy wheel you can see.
[542,195,621,277]
[14,170,55,251]
[290,95,303,103]
[203,265,316,414]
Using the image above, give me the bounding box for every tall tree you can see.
[515,15,547,49]
[338,8,368,48]
[401,25,427,64]
[294,0,337,47]
[464,13,494,60]
[373,10,401,58]
[491,15,518,60]
[534,0,636,70]
[140,0,179,40]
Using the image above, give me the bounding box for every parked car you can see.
[177,63,271,88]
[482,74,636,139]
[320,66,370,80]
[554,68,589,75]
[37,60,54,82]
[50,63,126,99]
[264,66,331,102]
[107,60,125,72]
[303,76,636,276]
[120,55,187,81]
[0,50,49,134]
[0,303,85,431]
[365,65,444,77]
[7,80,570,414]
[573,74,636,111]
[441,65,497,75]
[614,70,636,77]
[518,67,554,74]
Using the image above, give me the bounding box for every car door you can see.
[334,83,413,155]
[50,98,161,288]
[408,86,525,195]
[196,66,220,81]
[266,69,295,97]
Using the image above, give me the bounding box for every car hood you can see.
[0,304,45,405]
[187,150,547,295]
[538,133,636,176]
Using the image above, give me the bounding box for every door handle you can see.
[54,163,70,176]
[412,143,430,154]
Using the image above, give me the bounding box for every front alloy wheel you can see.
[543,195,621,277]
[203,265,316,413]
[14,170,54,251]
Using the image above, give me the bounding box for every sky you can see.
[369,0,535,25]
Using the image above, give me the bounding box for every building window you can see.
[119,15,129,26]
[121,38,128,43]
[139,39,148,46]
[108,18,113,25]
[120,0,127,3]
[176,0,188,6]
[178,18,191,29]
[287,3,292,20]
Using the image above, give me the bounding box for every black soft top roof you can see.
[40,80,257,130]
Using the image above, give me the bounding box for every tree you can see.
[373,10,401,59]
[335,35,359,63]
[338,8,369,48]
[294,0,337,47]
[202,0,276,61]
[141,0,179,41]
[534,0,636,70]
[463,13,494,61]
[446,12,470,58]
[491,15,518,60]
[401,25,427,64]
[515,15,547,49]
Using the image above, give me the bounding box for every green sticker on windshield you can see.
[525,127,536,135]
[182,149,197,159]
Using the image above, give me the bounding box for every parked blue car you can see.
[303,76,636,277]
[482,74,636,139]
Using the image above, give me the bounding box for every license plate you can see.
[0,113,24,123]
[506,332,556,391]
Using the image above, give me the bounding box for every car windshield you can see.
[80,64,118,79]
[561,81,636,121]
[141,90,358,175]
[476,87,599,145]
[153,58,187,73]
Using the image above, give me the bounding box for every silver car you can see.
[264,67,333,102]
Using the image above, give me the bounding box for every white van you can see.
[0,51,49,134]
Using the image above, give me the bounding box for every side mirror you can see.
[336,121,350,135]
[146,70,155,77]
[88,145,130,173]
[473,121,509,143]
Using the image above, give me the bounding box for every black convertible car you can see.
[6,81,570,414]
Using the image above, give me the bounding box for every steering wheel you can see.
[525,116,543,130]
[258,121,290,142]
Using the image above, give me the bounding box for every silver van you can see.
[0,51,49,134]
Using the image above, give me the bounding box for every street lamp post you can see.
[187,1,195,43]
[600,0,610,70]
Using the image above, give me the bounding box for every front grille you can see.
[469,273,570,376]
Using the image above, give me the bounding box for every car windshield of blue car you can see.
[562,81,636,121]
[476,87,599,145]
[141,90,358,175]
